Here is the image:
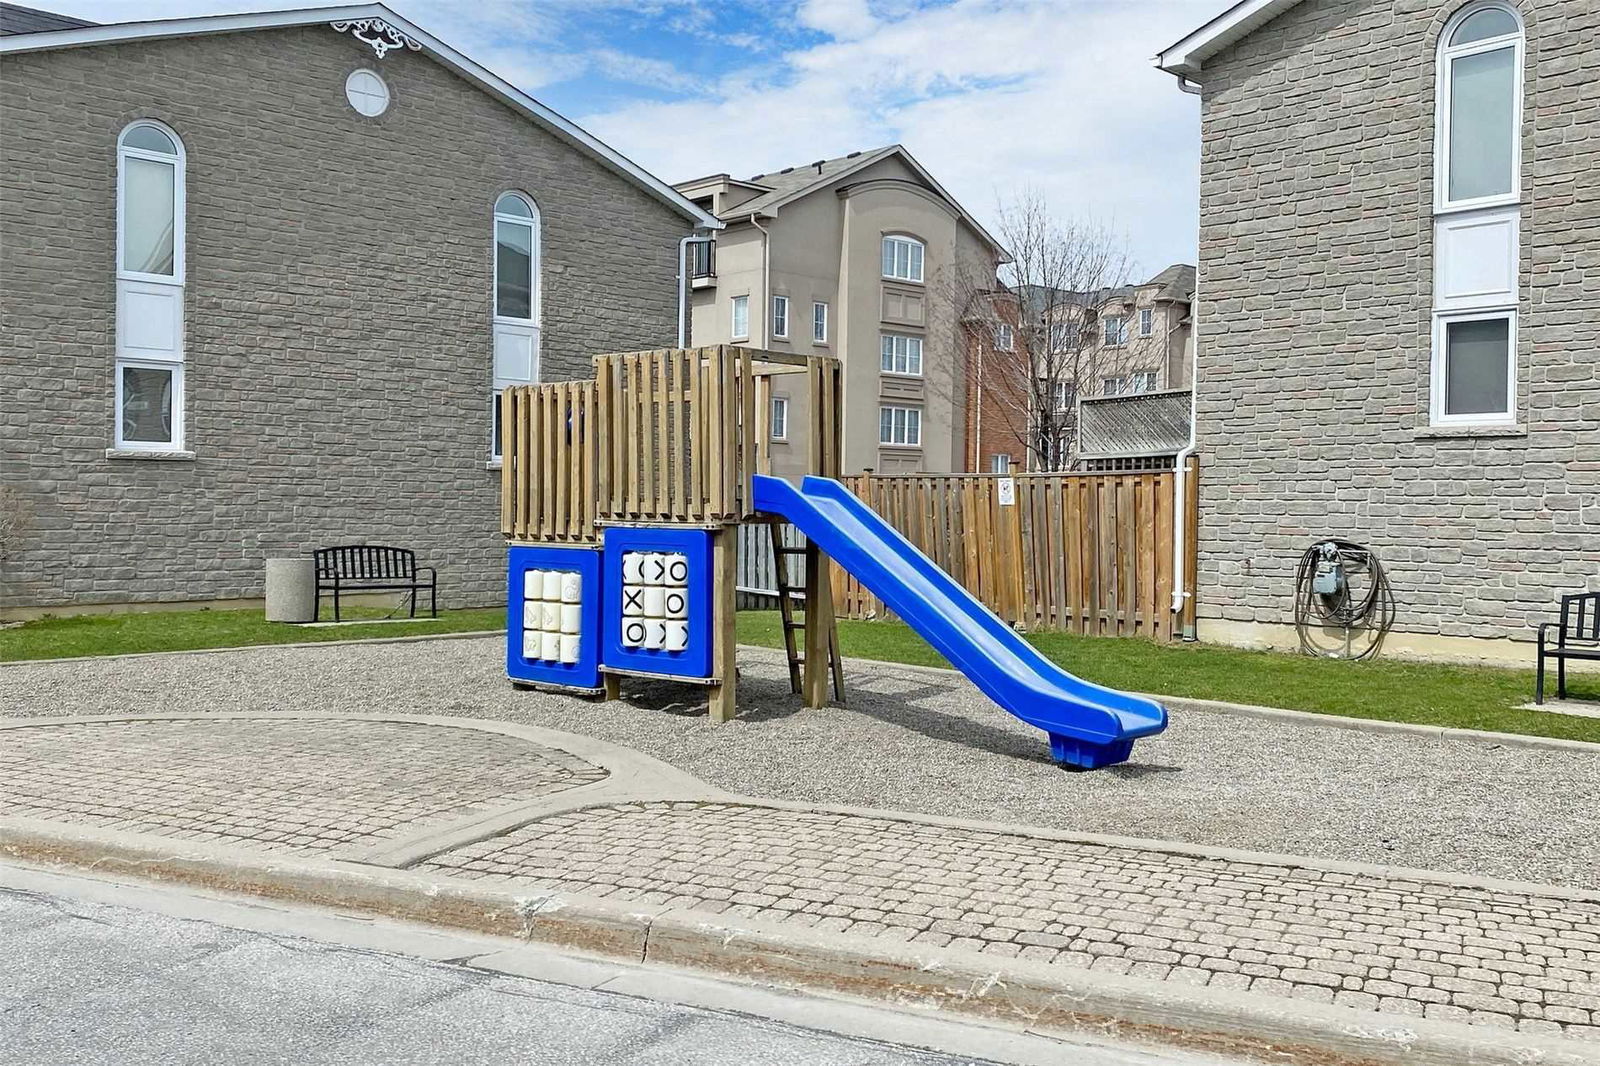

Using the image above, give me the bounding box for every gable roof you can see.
[0,3,720,229]
[1013,263,1196,320]
[0,2,94,35]
[685,144,1006,259]
[1154,0,1305,79]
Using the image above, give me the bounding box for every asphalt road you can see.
[0,879,1236,1066]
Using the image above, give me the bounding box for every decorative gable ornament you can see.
[330,18,421,59]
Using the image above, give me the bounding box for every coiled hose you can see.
[1293,539,1396,661]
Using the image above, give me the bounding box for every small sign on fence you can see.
[997,477,1016,506]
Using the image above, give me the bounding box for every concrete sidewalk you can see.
[1,711,1594,1066]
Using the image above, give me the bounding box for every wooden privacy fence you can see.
[831,462,1199,641]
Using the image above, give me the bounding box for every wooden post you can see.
[801,537,834,708]
[603,674,622,701]
[708,524,739,722]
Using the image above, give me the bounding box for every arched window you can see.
[881,234,924,283]
[1430,4,1523,427]
[1436,3,1523,210]
[115,121,186,451]
[491,192,541,459]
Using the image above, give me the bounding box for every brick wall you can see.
[0,26,687,612]
[1193,0,1600,646]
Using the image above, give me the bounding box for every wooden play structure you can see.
[499,346,844,720]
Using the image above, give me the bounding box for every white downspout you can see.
[677,232,715,348]
[1170,293,1199,629]
[748,213,770,347]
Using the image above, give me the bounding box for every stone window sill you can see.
[485,459,504,471]
[1413,424,1527,440]
[105,448,196,461]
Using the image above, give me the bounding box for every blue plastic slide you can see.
[752,475,1168,770]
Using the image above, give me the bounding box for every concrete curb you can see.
[736,644,1600,756]
[0,629,503,668]
[0,819,1588,1066]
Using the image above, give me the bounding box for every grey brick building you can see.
[1159,0,1599,662]
[0,4,717,618]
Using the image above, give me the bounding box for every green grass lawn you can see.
[0,606,504,662]
[736,612,1600,744]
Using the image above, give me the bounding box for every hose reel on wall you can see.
[1293,539,1396,660]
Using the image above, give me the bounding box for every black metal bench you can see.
[1536,592,1600,703]
[313,545,436,622]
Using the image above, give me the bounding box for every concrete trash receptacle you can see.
[265,557,317,623]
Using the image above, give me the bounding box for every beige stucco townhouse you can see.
[1159,0,1600,662]
[675,146,1006,477]
[0,3,719,618]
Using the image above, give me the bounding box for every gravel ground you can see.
[2,636,1595,889]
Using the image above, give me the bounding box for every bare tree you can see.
[953,191,1164,471]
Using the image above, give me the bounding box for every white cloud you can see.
[796,0,879,41]
[582,0,1206,275]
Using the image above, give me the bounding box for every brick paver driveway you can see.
[423,800,1600,1041]
[0,717,605,853]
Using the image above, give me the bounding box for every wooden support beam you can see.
[708,525,739,723]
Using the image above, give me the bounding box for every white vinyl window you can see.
[994,324,1014,351]
[770,396,789,440]
[1436,4,1522,213]
[115,121,186,451]
[772,294,789,339]
[1432,311,1516,425]
[878,405,922,446]
[1139,308,1154,337]
[1050,380,1076,411]
[731,295,749,340]
[1131,371,1158,393]
[1102,377,1123,397]
[881,235,924,283]
[989,454,1011,474]
[1103,315,1128,347]
[812,301,828,343]
[492,192,541,459]
[880,333,923,375]
[1049,322,1079,351]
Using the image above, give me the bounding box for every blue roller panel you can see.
[752,475,1168,770]
[507,545,603,690]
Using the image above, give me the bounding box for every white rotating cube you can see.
[622,584,646,618]
[664,554,689,587]
[523,569,546,600]
[560,603,581,634]
[540,631,561,661]
[559,634,580,664]
[642,553,668,586]
[642,585,665,618]
[522,630,543,660]
[663,589,688,620]
[621,552,644,584]
[560,572,582,604]
[542,571,564,601]
[522,601,543,629]
[540,601,560,630]
[622,617,647,648]
[665,620,688,652]
[643,619,667,650]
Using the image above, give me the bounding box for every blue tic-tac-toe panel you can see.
[601,527,713,680]
[507,545,603,690]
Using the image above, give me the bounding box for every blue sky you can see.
[58,0,1214,275]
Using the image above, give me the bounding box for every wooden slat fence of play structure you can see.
[499,380,599,544]
[830,460,1198,641]
[595,347,762,525]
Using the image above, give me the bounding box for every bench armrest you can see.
[1537,621,1559,649]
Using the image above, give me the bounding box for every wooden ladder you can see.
[770,523,845,702]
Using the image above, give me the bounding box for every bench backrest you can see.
[314,545,417,581]
[1559,592,1600,646]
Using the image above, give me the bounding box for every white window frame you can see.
[812,300,828,344]
[772,294,789,339]
[988,454,1011,474]
[115,120,186,451]
[731,294,750,341]
[1131,371,1158,393]
[491,191,542,460]
[994,323,1014,352]
[1434,3,1524,216]
[1430,309,1517,427]
[878,405,922,447]
[880,333,923,376]
[1103,315,1128,347]
[881,235,925,283]
[1102,377,1123,397]
[770,396,789,441]
[1138,308,1154,337]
